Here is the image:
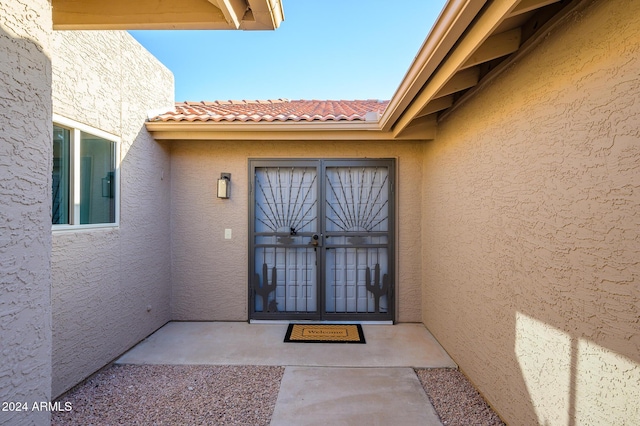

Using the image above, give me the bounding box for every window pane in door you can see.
[80,132,115,224]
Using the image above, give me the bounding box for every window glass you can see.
[80,133,116,224]
[52,119,118,228]
[52,126,70,225]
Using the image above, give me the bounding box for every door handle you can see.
[309,234,322,247]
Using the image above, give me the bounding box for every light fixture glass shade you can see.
[217,174,231,198]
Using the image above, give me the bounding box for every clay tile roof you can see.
[150,99,389,123]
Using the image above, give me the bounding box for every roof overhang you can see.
[52,0,284,30]
[145,117,437,141]
[381,0,577,137]
[144,0,579,141]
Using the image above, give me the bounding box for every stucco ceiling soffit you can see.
[51,0,283,30]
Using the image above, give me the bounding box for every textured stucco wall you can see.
[422,0,639,424]
[0,1,53,425]
[170,140,424,322]
[51,31,174,397]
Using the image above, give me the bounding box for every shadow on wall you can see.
[0,20,53,426]
[420,9,640,418]
[50,29,175,399]
[515,313,639,425]
[51,121,173,399]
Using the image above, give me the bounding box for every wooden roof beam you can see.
[212,0,247,29]
[415,95,454,119]
[392,68,478,137]
[433,67,480,99]
[242,0,284,30]
[394,114,438,140]
[460,28,521,70]
[390,0,522,137]
[509,0,561,17]
[380,0,488,132]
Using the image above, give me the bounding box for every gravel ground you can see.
[416,368,505,426]
[53,365,503,425]
[52,365,284,426]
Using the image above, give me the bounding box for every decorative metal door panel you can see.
[250,159,394,321]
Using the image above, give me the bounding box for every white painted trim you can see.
[53,114,121,143]
[71,128,80,224]
[52,223,120,232]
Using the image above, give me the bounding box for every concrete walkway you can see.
[116,322,456,425]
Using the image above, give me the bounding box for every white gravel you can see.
[53,365,503,425]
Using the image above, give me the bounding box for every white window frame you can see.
[52,114,121,231]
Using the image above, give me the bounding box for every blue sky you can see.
[129,1,447,102]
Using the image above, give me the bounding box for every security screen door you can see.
[250,159,395,321]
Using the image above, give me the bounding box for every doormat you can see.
[284,324,366,344]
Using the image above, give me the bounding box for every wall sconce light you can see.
[217,173,231,199]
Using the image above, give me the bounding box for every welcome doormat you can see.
[284,324,366,344]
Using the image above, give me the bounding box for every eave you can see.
[381,0,578,136]
[144,0,579,142]
[146,118,436,141]
[52,0,284,30]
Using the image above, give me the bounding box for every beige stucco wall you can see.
[0,1,53,425]
[422,0,639,424]
[170,140,424,322]
[51,31,174,397]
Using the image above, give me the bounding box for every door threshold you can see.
[249,319,393,325]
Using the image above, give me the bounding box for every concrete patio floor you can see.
[116,322,457,425]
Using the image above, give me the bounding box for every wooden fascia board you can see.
[52,0,233,30]
[391,0,522,137]
[145,121,433,141]
[148,130,429,141]
[380,0,488,132]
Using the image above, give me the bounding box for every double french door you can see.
[249,159,395,321]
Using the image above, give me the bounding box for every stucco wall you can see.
[170,140,424,323]
[51,31,174,397]
[0,1,53,425]
[422,0,639,424]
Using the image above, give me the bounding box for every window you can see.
[52,115,120,228]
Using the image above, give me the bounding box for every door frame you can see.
[248,158,396,322]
